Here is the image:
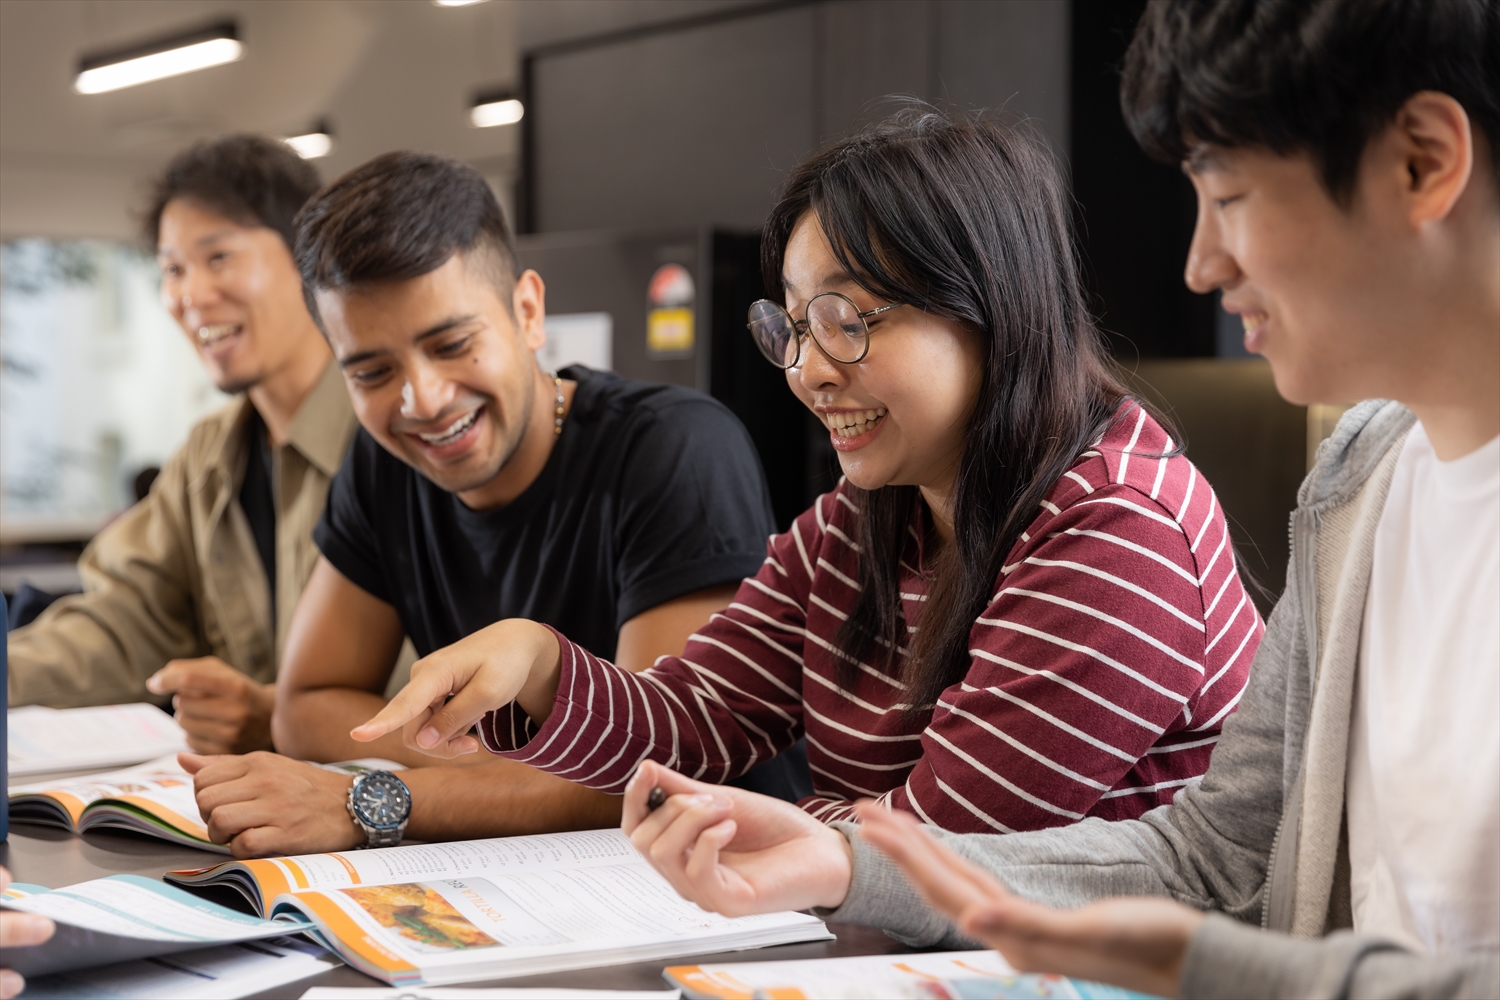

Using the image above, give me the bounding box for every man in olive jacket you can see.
[7,135,358,755]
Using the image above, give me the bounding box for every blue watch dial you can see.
[352,771,411,829]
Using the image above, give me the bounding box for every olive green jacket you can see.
[7,361,357,708]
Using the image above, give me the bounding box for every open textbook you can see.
[0,874,316,979]
[664,950,1156,999]
[9,755,404,852]
[7,703,188,776]
[166,828,831,986]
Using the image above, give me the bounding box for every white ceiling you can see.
[0,0,520,241]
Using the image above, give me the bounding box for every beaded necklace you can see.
[549,371,566,436]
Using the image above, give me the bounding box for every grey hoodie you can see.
[823,400,1499,999]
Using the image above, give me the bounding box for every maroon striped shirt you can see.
[479,403,1263,833]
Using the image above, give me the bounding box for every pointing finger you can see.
[350,665,458,743]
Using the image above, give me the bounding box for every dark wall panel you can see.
[532,6,819,233]
[526,0,1073,236]
[1070,0,1214,358]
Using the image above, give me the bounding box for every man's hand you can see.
[181,751,362,858]
[855,802,1202,999]
[621,760,853,916]
[351,619,561,758]
[0,866,56,1000]
[148,657,275,754]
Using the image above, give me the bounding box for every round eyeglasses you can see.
[746,292,901,370]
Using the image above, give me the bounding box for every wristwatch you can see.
[345,771,411,849]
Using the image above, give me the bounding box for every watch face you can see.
[353,772,411,830]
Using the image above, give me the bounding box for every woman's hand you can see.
[623,760,853,916]
[1,866,56,1000]
[351,619,561,758]
[855,803,1201,999]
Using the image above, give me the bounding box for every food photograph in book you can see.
[336,874,667,953]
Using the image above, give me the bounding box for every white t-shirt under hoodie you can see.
[1348,423,1500,954]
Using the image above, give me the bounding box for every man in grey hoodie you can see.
[614,1,1500,997]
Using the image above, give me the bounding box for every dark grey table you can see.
[0,819,915,997]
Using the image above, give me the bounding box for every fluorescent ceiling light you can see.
[471,97,523,128]
[285,132,332,159]
[75,22,242,95]
[434,0,489,6]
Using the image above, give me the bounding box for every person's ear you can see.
[1393,91,1475,225]
[511,269,548,352]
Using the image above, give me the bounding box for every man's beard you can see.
[215,370,265,396]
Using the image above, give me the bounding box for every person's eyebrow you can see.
[338,315,479,368]
[193,230,240,248]
[781,270,861,298]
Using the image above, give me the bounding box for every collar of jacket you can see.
[193,358,356,493]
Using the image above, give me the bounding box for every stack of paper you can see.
[7,703,188,776]
[21,936,339,999]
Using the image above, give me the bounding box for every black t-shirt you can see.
[313,367,776,660]
[239,407,277,621]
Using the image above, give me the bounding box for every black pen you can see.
[646,787,667,812]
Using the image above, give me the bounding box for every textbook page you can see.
[664,951,1156,999]
[7,703,188,776]
[21,935,339,999]
[0,875,311,979]
[175,827,686,911]
[9,754,219,850]
[174,829,829,986]
[9,755,406,852]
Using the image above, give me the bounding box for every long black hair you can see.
[763,108,1140,709]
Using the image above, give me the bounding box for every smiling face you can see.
[782,212,985,499]
[1183,136,1484,408]
[157,199,317,394]
[316,252,549,507]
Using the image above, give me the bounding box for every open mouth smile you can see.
[1238,311,1270,351]
[416,409,481,447]
[197,323,241,348]
[826,408,886,438]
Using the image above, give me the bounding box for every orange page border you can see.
[292,891,418,979]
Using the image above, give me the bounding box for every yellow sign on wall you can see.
[647,307,694,353]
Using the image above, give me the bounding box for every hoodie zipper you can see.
[1262,505,1320,931]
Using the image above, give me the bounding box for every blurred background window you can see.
[0,238,227,533]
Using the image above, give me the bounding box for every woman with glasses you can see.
[355,109,1263,837]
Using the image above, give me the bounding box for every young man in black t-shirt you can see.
[181,151,805,858]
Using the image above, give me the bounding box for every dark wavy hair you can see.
[143,134,321,250]
[763,108,1140,708]
[293,151,518,328]
[1121,0,1500,203]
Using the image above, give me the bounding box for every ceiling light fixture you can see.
[470,92,523,129]
[284,121,334,159]
[433,0,489,7]
[75,21,242,95]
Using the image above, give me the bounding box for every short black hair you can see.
[143,134,322,250]
[1121,0,1500,202]
[292,151,518,326]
